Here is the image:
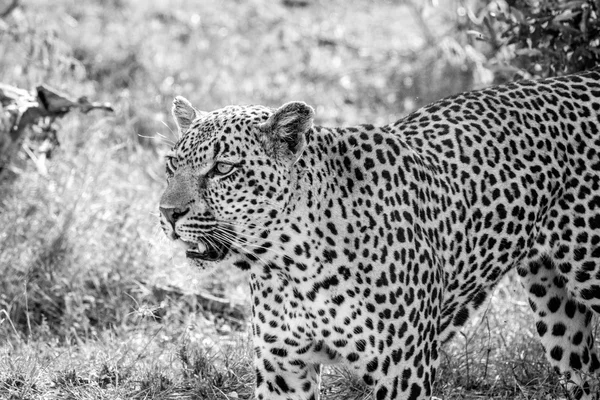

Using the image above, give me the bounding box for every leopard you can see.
[159,69,600,400]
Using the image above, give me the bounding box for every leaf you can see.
[553,10,581,23]
[515,48,544,57]
[510,8,525,24]
[556,1,586,11]
[550,22,583,35]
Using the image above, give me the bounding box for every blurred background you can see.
[1,0,598,398]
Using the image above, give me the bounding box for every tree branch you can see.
[0,83,113,175]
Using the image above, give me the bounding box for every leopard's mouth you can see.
[184,239,231,262]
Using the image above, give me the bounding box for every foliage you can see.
[463,0,600,79]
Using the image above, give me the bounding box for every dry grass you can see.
[0,0,596,399]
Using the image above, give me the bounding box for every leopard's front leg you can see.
[253,331,322,400]
[250,273,322,400]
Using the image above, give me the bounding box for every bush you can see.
[464,0,600,79]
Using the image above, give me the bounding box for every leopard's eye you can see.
[214,162,234,176]
[166,156,179,173]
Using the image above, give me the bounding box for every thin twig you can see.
[460,331,471,389]
[24,281,32,340]
[0,309,21,339]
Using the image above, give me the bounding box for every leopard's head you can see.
[159,96,314,269]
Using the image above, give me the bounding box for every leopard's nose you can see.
[159,206,190,229]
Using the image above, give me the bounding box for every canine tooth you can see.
[197,242,207,253]
[175,240,189,252]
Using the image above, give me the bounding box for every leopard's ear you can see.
[172,96,201,135]
[259,101,314,166]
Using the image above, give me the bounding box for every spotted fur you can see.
[159,70,600,400]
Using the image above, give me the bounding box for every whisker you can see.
[214,229,286,258]
[213,219,258,229]
[159,120,179,143]
[216,226,288,250]
[137,133,175,146]
[203,234,220,250]
[212,219,277,235]
[226,239,271,268]
[212,230,280,266]
[155,130,174,142]
[216,226,258,243]
[212,211,282,229]
[209,218,290,249]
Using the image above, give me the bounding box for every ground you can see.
[0,0,595,399]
